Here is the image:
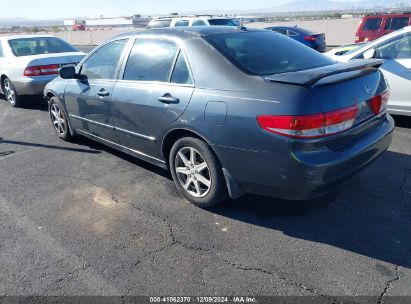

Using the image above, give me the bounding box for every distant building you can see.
[63,15,150,30]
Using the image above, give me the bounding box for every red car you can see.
[355,12,411,43]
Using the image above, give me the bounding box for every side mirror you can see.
[59,66,77,79]
[363,48,376,59]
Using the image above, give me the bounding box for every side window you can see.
[171,51,193,85]
[80,39,128,80]
[384,17,410,31]
[123,39,178,82]
[375,34,411,59]
[175,20,189,27]
[363,18,382,31]
[192,20,207,26]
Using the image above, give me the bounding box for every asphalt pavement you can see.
[0,96,410,301]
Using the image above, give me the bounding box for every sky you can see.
[0,0,359,19]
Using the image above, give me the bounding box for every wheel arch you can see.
[162,127,243,200]
[161,128,213,165]
[0,75,8,93]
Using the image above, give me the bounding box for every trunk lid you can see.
[266,59,389,150]
[26,52,86,68]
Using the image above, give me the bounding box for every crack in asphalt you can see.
[378,250,411,304]
[399,169,411,216]
[8,173,324,295]
[8,172,410,297]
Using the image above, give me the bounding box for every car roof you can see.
[363,12,411,18]
[108,26,263,42]
[152,16,233,21]
[0,34,55,41]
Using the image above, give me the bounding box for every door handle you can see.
[158,93,179,104]
[97,89,110,97]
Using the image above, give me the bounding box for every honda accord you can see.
[44,27,394,208]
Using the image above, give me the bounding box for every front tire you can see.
[169,137,227,208]
[3,78,22,107]
[48,97,73,141]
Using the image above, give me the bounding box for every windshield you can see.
[344,43,368,55]
[9,37,78,57]
[208,19,238,26]
[205,31,334,75]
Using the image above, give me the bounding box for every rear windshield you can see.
[205,31,334,76]
[8,37,78,57]
[363,18,382,31]
[147,20,172,29]
[208,19,238,26]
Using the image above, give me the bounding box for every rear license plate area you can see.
[355,101,373,123]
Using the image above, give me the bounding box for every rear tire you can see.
[3,78,22,107]
[48,97,73,141]
[169,137,227,208]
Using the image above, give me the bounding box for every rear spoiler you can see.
[265,59,384,86]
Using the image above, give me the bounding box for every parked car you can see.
[44,27,394,208]
[355,12,411,43]
[264,26,326,52]
[327,26,411,117]
[327,43,367,56]
[147,15,239,29]
[0,35,85,107]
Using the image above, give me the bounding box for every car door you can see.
[64,38,129,142]
[111,37,194,159]
[373,33,411,115]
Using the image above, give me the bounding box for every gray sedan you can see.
[44,27,394,208]
[0,35,85,107]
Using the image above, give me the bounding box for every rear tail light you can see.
[24,64,60,77]
[370,90,390,115]
[304,35,317,42]
[257,105,358,139]
[257,90,390,139]
[355,36,360,42]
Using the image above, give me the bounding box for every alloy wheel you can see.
[50,103,67,135]
[175,147,211,198]
[4,80,16,105]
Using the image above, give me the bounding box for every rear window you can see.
[208,19,237,26]
[147,20,172,29]
[8,37,77,57]
[205,31,334,76]
[363,18,382,31]
[384,17,410,31]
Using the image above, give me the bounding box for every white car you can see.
[147,16,239,29]
[326,26,411,116]
[0,35,85,107]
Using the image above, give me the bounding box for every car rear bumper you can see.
[215,114,395,200]
[12,75,57,96]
